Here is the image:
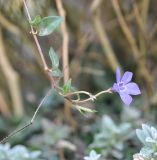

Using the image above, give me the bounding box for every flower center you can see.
[118,82,126,91]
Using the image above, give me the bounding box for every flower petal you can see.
[116,67,121,83]
[121,71,133,84]
[126,82,141,95]
[119,92,133,105]
[112,83,119,92]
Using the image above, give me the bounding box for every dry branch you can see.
[111,0,140,59]
[0,28,24,117]
[91,0,121,72]
[0,91,11,117]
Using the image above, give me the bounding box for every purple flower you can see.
[112,68,141,106]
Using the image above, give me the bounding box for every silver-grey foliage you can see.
[89,115,132,159]
[134,124,157,160]
[0,143,43,160]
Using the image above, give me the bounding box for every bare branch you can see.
[0,89,52,144]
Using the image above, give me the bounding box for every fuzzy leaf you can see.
[101,116,117,133]
[151,127,157,139]
[136,129,147,145]
[142,124,151,138]
[140,146,154,158]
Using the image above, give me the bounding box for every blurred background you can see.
[0,0,157,159]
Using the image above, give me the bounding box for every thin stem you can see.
[23,0,48,71]
[95,88,112,97]
[63,91,93,97]
[23,0,57,89]
[0,89,52,144]
[23,0,32,21]
[75,88,112,104]
[63,88,112,104]
[31,89,52,123]
[66,91,96,103]
[0,123,32,144]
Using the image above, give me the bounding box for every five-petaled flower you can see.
[112,68,141,106]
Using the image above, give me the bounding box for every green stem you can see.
[62,88,112,104]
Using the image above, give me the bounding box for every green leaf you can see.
[63,79,72,94]
[49,48,59,68]
[29,15,42,26]
[38,16,63,36]
[52,68,63,77]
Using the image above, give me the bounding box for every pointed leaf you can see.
[49,48,59,68]
[38,16,63,36]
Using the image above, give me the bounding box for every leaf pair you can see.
[30,15,63,36]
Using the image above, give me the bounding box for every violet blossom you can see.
[112,68,141,106]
